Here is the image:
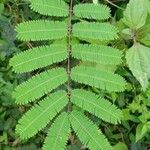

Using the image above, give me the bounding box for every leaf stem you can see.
[105,0,125,10]
[67,0,73,112]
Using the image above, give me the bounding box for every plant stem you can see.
[67,0,73,112]
[105,0,125,10]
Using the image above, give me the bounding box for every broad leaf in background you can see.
[139,25,150,46]
[148,1,150,14]
[123,0,148,29]
[136,123,149,142]
[126,43,150,91]
[112,142,128,150]
[0,3,4,14]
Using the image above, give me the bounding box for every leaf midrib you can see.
[75,9,108,15]
[73,72,123,87]
[52,115,68,150]
[14,51,66,67]
[19,28,66,34]
[73,50,121,60]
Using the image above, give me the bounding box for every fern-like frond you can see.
[13,68,67,104]
[72,44,122,65]
[69,110,112,150]
[71,66,126,92]
[73,22,118,41]
[43,112,70,150]
[29,0,69,17]
[10,44,67,73]
[74,3,110,20]
[16,91,68,139]
[71,89,122,124]
[16,21,67,41]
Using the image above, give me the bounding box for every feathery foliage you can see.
[13,68,67,104]
[74,3,110,20]
[72,66,126,92]
[10,45,67,73]
[70,110,112,150]
[10,0,126,149]
[29,0,69,17]
[16,91,68,139]
[72,44,122,65]
[73,22,118,41]
[16,21,67,41]
[71,89,123,124]
[43,112,70,150]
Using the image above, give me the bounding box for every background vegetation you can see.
[0,0,150,149]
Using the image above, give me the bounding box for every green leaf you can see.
[121,28,134,40]
[70,110,112,150]
[139,25,150,46]
[148,1,150,14]
[71,89,123,124]
[123,0,148,29]
[0,3,4,14]
[16,21,67,41]
[81,61,117,72]
[73,22,118,41]
[13,68,67,104]
[74,3,110,20]
[126,43,150,91]
[112,142,128,150]
[16,91,68,139]
[43,112,70,150]
[29,0,69,17]
[72,44,122,65]
[136,123,148,142]
[10,44,67,73]
[71,66,126,92]
[140,35,150,46]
